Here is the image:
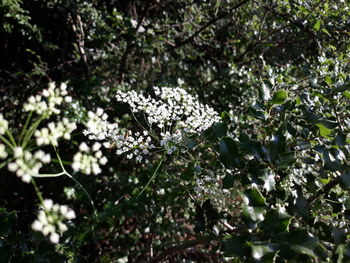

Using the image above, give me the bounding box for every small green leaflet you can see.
[271,90,288,104]
[313,20,321,31]
[316,123,333,138]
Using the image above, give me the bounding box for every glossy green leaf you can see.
[219,136,242,168]
[212,122,228,138]
[315,146,343,171]
[250,105,268,120]
[267,133,286,163]
[242,188,266,207]
[325,76,332,85]
[278,152,296,168]
[271,90,288,104]
[321,28,331,37]
[313,20,321,31]
[223,173,235,189]
[251,244,275,261]
[316,123,333,138]
[272,230,327,260]
[339,170,350,189]
[243,205,265,222]
[223,235,250,257]
[261,208,292,235]
[334,132,346,147]
[342,91,350,99]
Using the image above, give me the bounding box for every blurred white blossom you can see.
[0,144,7,159]
[116,86,220,134]
[23,82,72,117]
[83,108,119,141]
[31,199,76,244]
[0,114,8,135]
[34,118,77,146]
[72,142,107,175]
[8,148,51,183]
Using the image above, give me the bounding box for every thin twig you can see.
[150,236,214,263]
[307,178,339,204]
[167,0,251,52]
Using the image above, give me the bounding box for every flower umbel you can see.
[31,199,76,244]
[114,86,220,158]
[8,148,51,183]
[34,118,77,146]
[72,142,107,175]
[23,82,72,117]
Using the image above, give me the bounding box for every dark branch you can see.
[150,237,213,263]
[308,178,339,204]
[167,0,251,52]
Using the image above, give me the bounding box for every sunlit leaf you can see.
[271,90,288,104]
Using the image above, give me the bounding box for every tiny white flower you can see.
[0,144,8,159]
[92,142,101,152]
[7,162,17,171]
[49,232,60,244]
[13,147,23,158]
[0,114,8,135]
[43,199,53,210]
[130,18,138,28]
[79,142,89,152]
[72,143,107,175]
[65,210,76,220]
[31,220,43,231]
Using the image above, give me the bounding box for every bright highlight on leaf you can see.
[316,123,333,138]
[271,90,288,104]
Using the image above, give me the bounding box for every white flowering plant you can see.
[2,69,350,262]
[0,82,109,244]
[0,81,224,246]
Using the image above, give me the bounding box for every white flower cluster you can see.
[83,87,219,161]
[23,82,72,116]
[0,113,8,135]
[83,108,155,162]
[72,142,107,175]
[0,143,8,159]
[35,118,77,146]
[160,130,184,154]
[115,86,220,156]
[31,199,76,244]
[155,86,220,133]
[83,108,119,141]
[116,87,220,133]
[8,147,51,183]
[194,169,238,213]
[115,131,155,162]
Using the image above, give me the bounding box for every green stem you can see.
[0,158,12,170]
[0,135,14,149]
[137,152,166,197]
[32,172,65,178]
[31,178,44,204]
[51,158,72,166]
[22,116,44,148]
[65,172,97,217]
[55,148,96,214]
[54,147,97,236]
[133,112,159,141]
[5,129,17,147]
[19,112,32,144]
